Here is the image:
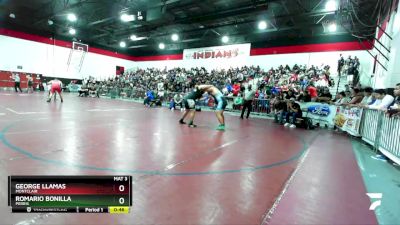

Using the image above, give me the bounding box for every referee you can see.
[11,73,22,92]
[240,84,257,119]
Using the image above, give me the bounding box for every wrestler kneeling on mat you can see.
[197,85,227,131]
[179,86,204,127]
[47,78,64,103]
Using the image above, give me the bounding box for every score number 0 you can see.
[118,185,125,205]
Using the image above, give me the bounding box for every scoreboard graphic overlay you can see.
[8,176,132,213]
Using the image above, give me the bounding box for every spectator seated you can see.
[143,91,162,107]
[144,90,155,107]
[75,55,368,118]
[274,98,302,128]
[233,95,244,110]
[170,93,184,110]
[79,84,89,97]
[88,82,99,98]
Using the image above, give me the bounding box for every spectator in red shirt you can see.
[307,83,318,101]
[232,83,241,96]
[289,73,298,83]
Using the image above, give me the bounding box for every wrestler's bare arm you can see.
[209,87,221,96]
[197,84,214,90]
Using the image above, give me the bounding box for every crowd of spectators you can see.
[83,62,338,104]
[74,54,399,128]
[271,84,399,128]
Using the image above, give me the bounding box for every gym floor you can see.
[0,93,379,225]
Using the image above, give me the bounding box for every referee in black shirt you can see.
[240,84,257,119]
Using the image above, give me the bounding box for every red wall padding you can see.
[0,70,40,88]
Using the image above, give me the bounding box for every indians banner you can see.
[183,44,251,60]
[334,106,363,136]
[300,102,337,127]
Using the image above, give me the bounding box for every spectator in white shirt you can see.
[237,72,244,82]
[368,89,394,110]
[392,83,400,108]
[387,83,400,116]
[172,93,184,110]
[335,91,350,105]
[359,87,374,106]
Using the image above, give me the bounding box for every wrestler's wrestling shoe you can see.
[216,124,225,131]
[188,123,197,128]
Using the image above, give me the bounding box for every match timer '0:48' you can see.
[109,206,130,214]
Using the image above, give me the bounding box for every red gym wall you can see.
[0,71,40,89]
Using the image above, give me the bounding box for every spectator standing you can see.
[346,88,364,105]
[359,87,375,106]
[307,83,318,101]
[368,89,395,110]
[353,56,360,87]
[345,90,352,101]
[335,91,350,105]
[346,55,353,66]
[387,83,400,116]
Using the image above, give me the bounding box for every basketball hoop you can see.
[68,42,89,72]
[72,42,88,52]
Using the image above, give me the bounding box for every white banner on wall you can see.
[334,107,364,137]
[300,102,337,127]
[183,43,251,60]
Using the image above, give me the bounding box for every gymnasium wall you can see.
[0,31,136,80]
[0,30,373,86]
[368,0,400,88]
[0,70,40,89]
[0,27,389,88]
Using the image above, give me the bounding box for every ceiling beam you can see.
[128,9,338,41]
[125,19,365,50]
[312,0,325,11]
[111,1,272,38]
[295,0,308,12]
[33,0,94,25]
